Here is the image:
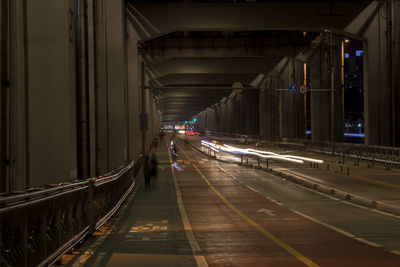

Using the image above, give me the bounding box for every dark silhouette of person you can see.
[150,154,159,188]
[143,156,151,190]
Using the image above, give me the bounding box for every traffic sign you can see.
[299,85,308,94]
[288,82,298,93]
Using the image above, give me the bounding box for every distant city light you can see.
[344,53,349,59]
[344,39,350,43]
[306,130,364,138]
[193,118,197,122]
[356,50,363,56]
[185,121,187,124]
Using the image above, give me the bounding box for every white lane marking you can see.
[168,145,208,267]
[187,141,400,256]
[354,237,382,248]
[289,209,355,238]
[213,159,396,255]
[257,208,276,216]
[275,168,400,220]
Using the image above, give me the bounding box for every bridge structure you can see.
[1,0,400,266]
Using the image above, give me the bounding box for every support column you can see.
[27,0,78,187]
[259,76,279,141]
[226,97,234,133]
[94,0,109,174]
[279,58,305,139]
[243,90,259,135]
[2,0,30,191]
[206,107,215,134]
[126,13,141,161]
[310,36,343,143]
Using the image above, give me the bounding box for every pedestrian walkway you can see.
[62,140,197,267]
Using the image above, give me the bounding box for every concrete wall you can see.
[126,18,141,161]
[27,0,78,187]
[1,0,160,192]
[105,0,128,170]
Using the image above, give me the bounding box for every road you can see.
[173,137,400,266]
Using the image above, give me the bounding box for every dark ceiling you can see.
[139,30,318,121]
[127,0,372,122]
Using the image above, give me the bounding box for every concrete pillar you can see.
[104,0,128,169]
[197,111,207,131]
[26,0,78,187]
[94,0,110,174]
[220,100,227,132]
[126,18,141,161]
[234,92,245,134]
[2,0,29,191]
[279,58,305,139]
[215,104,222,133]
[226,97,235,133]
[394,1,400,146]
[259,76,279,141]
[243,90,259,135]
[206,107,215,134]
[309,37,343,143]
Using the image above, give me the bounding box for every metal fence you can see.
[280,138,400,167]
[0,160,139,267]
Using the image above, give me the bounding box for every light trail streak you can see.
[201,140,323,165]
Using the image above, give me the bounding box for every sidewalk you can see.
[64,140,197,267]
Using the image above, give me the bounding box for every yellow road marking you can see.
[178,142,319,267]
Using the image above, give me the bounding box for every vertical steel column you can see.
[141,61,146,156]
[330,32,336,147]
[387,0,395,146]
[363,40,369,145]
[1,0,9,192]
[76,0,90,179]
[23,0,30,190]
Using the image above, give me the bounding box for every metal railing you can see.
[210,131,262,143]
[280,137,400,167]
[204,133,400,167]
[0,160,139,267]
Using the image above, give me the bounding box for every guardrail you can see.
[281,138,400,167]
[0,160,139,267]
[211,131,262,143]
[203,133,400,167]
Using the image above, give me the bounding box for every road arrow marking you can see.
[257,208,276,216]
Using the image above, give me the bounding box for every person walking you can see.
[150,154,159,188]
[143,156,151,190]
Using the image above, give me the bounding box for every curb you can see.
[260,166,400,216]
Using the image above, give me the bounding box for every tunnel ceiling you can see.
[140,31,318,121]
[139,30,319,122]
[128,0,372,122]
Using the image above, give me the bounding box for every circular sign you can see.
[299,85,308,94]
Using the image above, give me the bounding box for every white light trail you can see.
[201,140,323,165]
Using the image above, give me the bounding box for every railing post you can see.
[87,179,95,234]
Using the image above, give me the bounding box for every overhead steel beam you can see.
[151,86,258,90]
